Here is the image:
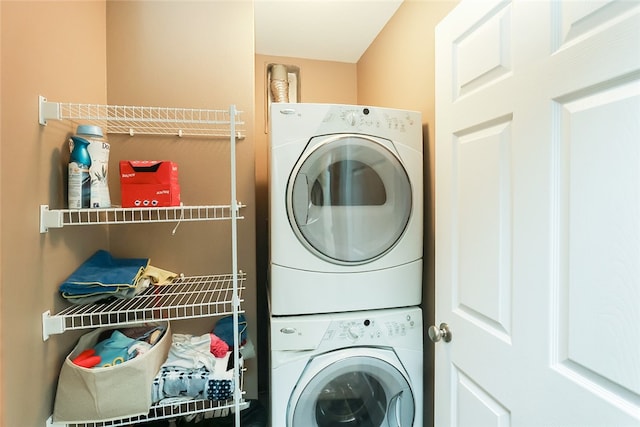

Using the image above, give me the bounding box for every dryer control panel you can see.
[319,105,420,141]
[271,103,422,154]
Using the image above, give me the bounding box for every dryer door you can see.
[288,348,415,427]
[287,134,412,265]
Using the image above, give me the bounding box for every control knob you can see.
[344,111,359,126]
[347,326,362,340]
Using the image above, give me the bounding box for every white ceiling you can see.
[254,0,404,63]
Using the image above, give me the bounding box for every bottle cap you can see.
[76,124,103,137]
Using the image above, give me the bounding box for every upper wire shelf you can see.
[39,96,245,138]
[40,204,245,233]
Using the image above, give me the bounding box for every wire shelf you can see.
[40,98,246,427]
[39,96,245,138]
[42,272,246,339]
[40,204,245,233]
[48,383,248,427]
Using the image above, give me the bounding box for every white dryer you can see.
[269,103,423,315]
[270,306,423,427]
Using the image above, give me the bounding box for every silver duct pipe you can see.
[270,64,289,103]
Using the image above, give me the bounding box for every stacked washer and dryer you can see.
[268,103,424,427]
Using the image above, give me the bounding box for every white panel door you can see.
[434,0,640,426]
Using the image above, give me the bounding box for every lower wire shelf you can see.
[47,392,249,427]
[43,272,246,340]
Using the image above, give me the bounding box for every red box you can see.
[119,161,180,208]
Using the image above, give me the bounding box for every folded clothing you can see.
[58,250,179,305]
[151,332,239,404]
[135,264,178,288]
[165,333,221,372]
[151,351,240,404]
[59,250,149,304]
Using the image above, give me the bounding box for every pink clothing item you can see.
[209,333,229,358]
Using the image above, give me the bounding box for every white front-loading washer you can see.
[270,306,423,427]
[269,103,423,315]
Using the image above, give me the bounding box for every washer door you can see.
[287,134,412,265]
[288,348,415,427]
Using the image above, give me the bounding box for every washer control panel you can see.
[270,307,422,351]
[323,312,418,345]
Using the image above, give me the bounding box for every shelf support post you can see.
[229,104,242,427]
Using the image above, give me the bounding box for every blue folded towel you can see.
[59,250,149,303]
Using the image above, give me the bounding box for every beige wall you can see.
[1,2,108,426]
[105,0,257,400]
[357,1,458,424]
[1,1,256,426]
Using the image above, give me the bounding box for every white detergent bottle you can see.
[75,125,111,208]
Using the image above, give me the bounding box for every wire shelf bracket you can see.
[42,310,65,341]
[39,96,61,126]
[40,205,64,233]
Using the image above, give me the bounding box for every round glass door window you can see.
[289,353,415,427]
[315,371,386,426]
[287,135,412,265]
